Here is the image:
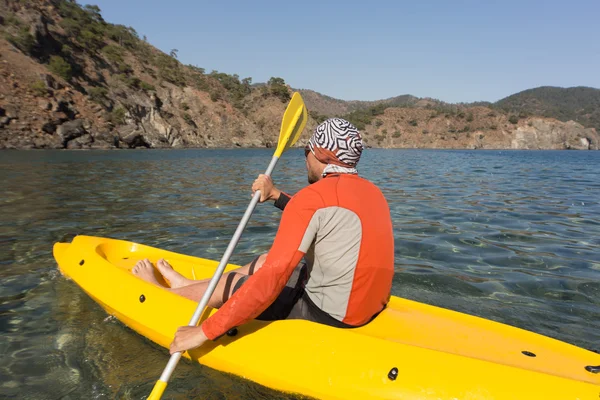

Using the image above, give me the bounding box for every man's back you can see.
[283,173,395,326]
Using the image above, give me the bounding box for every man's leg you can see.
[132,254,268,308]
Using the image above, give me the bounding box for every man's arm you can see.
[252,174,293,210]
[200,188,322,340]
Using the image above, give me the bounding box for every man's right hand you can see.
[252,174,281,203]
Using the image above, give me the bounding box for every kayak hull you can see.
[53,235,600,399]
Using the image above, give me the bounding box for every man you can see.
[133,118,395,354]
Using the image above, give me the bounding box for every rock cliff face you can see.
[511,120,597,150]
[352,107,599,150]
[0,0,597,151]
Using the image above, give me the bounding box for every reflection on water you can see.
[1,149,599,398]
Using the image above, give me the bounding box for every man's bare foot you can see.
[132,259,165,287]
[156,258,194,289]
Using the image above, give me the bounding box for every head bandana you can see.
[307,118,363,176]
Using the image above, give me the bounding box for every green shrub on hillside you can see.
[57,0,110,52]
[3,13,24,27]
[88,86,108,102]
[155,53,185,86]
[343,104,387,131]
[268,77,290,102]
[135,44,153,65]
[117,74,156,91]
[210,71,252,108]
[105,24,139,49]
[102,45,125,63]
[466,113,474,122]
[373,134,385,143]
[309,111,328,124]
[5,26,35,54]
[79,29,104,51]
[259,85,269,98]
[190,73,210,91]
[60,18,82,36]
[509,115,519,124]
[116,74,148,90]
[61,44,73,56]
[188,65,205,75]
[58,2,106,32]
[117,63,133,74]
[58,0,87,20]
[139,81,155,91]
[210,90,222,102]
[48,56,72,81]
[109,107,126,125]
[30,80,49,97]
[83,5,103,23]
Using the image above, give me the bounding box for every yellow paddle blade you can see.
[274,92,308,158]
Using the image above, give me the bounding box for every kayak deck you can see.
[53,235,600,400]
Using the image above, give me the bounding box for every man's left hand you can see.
[170,325,209,354]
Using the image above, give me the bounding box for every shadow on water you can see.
[1,149,599,398]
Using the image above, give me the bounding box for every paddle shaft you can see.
[156,155,280,385]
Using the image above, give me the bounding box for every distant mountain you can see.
[299,87,600,133]
[495,86,600,132]
[297,89,419,117]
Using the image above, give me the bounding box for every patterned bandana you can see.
[307,118,363,176]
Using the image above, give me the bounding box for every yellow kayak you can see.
[53,235,600,400]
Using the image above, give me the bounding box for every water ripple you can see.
[1,149,599,398]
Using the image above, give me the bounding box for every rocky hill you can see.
[495,86,600,133]
[298,90,599,150]
[356,106,598,150]
[0,0,317,150]
[0,0,597,150]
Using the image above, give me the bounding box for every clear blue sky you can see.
[91,0,599,103]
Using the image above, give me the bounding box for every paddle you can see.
[147,92,308,399]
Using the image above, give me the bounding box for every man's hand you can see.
[252,174,281,203]
[169,325,209,354]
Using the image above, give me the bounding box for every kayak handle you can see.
[585,365,600,374]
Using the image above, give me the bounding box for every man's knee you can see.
[249,253,268,275]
